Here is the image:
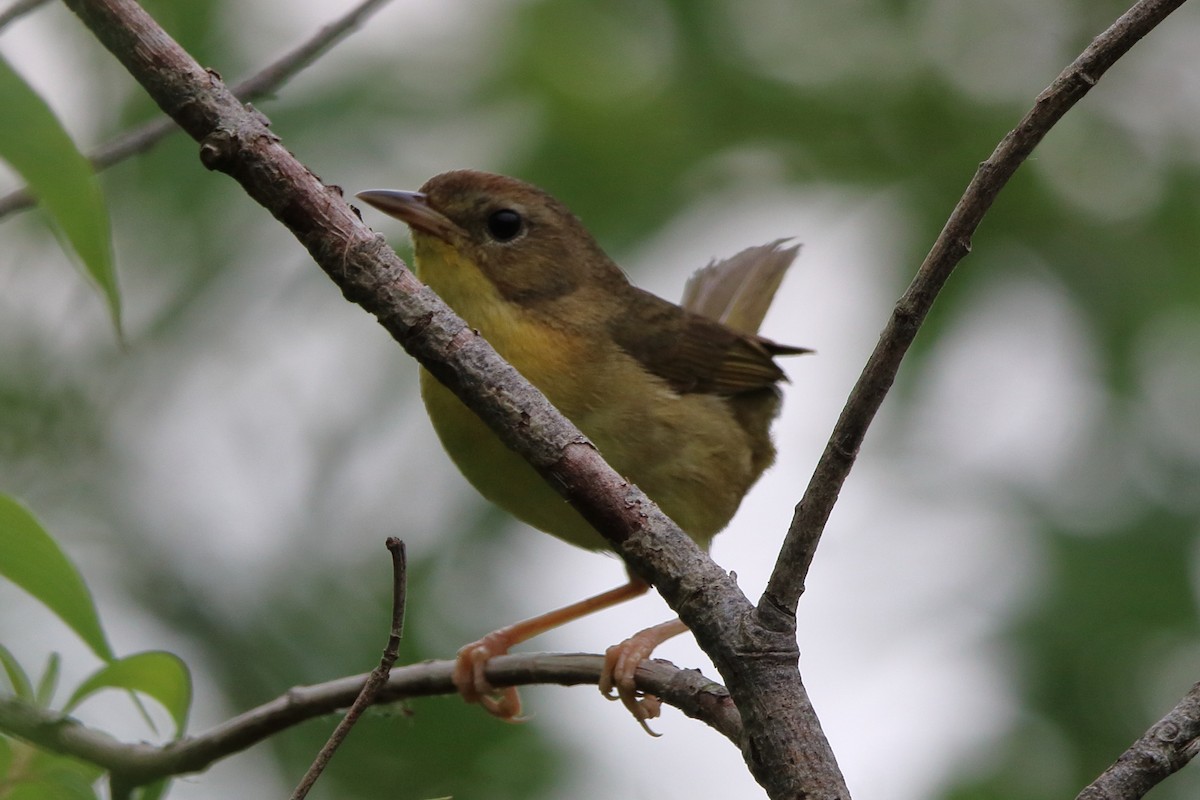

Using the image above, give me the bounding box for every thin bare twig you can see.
[0,653,737,787]
[761,0,1191,622]
[0,0,392,218]
[0,0,50,30]
[291,538,407,800]
[1076,681,1200,800]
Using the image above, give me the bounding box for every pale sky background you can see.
[2,1,1199,799]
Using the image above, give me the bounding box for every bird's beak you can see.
[356,189,465,242]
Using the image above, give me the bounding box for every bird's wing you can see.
[610,289,810,396]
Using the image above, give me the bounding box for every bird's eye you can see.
[486,209,523,242]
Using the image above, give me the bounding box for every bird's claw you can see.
[454,634,528,722]
[601,638,663,736]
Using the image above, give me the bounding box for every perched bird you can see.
[357,171,807,728]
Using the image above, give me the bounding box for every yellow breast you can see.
[415,238,759,551]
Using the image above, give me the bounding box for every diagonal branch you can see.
[0,0,392,219]
[761,0,1191,621]
[0,654,739,787]
[1076,681,1200,800]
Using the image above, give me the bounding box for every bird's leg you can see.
[599,617,690,734]
[454,578,650,720]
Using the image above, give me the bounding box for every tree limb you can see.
[0,0,393,219]
[762,0,1191,621]
[1076,681,1200,800]
[0,654,738,786]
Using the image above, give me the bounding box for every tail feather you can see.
[681,238,801,335]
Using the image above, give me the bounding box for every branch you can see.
[761,0,1191,620]
[291,538,407,800]
[59,1,842,797]
[0,0,392,219]
[1076,681,1200,800]
[0,0,49,30]
[0,654,738,786]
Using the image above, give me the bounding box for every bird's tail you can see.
[680,238,801,336]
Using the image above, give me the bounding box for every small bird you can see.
[357,171,807,728]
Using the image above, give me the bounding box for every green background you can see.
[2,0,1199,798]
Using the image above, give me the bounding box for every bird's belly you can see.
[420,363,757,552]
[421,370,607,549]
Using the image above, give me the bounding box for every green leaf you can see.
[135,779,172,800]
[5,750,103,799]
[7,780,98,800]
[33,653,60,708]
[64,651,192,737]
[0,55,121,336]
[0,642,35,700]
[0,495,114,662]
[0,735,12,775]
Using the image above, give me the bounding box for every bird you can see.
[357,170,807,729]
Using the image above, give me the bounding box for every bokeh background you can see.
[3,0,1200,797]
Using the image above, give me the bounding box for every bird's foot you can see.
[454,632,525,721]
[599,618,689,735]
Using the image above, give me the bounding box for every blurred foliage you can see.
[2,0,1199,798]
[0,54,118,333]
[0,496,191,800]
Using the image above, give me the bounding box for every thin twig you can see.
[0,0,392,219]
[761,0,1191,622]
[290,538,407,800]
[0,653,737,787]
[229,0,392,101]
[0,0,50,30]
[1076,681,1200,800]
